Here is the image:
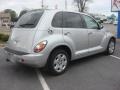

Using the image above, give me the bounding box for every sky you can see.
[0,0,117,16]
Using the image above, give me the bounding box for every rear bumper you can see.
[4,49,48,68]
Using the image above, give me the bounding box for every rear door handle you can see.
[88,32,93,35]
[64,32,71,35]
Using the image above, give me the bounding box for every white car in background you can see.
[113,21,118,25]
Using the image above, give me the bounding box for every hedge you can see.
[0,34,9,42]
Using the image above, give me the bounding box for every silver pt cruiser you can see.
[4,10,116,75]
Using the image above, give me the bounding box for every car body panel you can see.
[63,28,89,59]
[88,28,106,54]
[7,28,37,53]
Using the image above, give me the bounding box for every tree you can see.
[74,0,91,12]
[4,9,17,22]
[19,9,28,18]
[110,14,116,20]
[108,14,116,22]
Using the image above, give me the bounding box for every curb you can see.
[0,44,5,48]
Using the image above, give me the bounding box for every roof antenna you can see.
[41,0,44,9]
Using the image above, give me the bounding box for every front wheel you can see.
[46,49,70,75]
[105,38,115,55]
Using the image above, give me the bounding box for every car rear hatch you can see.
[7,28,37,53]
[6,10,44,54]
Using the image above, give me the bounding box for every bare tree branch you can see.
[74,0,91,12]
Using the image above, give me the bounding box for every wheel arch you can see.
[110,36,116,43]
[48,45,72,60]
[103,32,116,49]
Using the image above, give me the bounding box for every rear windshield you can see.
[15,11,44,28]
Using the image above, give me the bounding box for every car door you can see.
[62,12,89,58]
[82,14,105,53]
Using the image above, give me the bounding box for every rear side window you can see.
[63,12,83,28]
[15,11,44,28]
[52,12,62,28]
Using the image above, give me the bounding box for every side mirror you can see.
[99,24,104,30]
[98,20,103,24]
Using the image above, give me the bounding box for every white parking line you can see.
[36,69,50,90]
[110,55,120,60]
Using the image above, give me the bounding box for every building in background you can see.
[0,12,11,29]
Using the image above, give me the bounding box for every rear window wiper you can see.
[19,23,34,27]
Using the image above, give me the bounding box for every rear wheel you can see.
[105,38,115,55]
[46,49,70,75]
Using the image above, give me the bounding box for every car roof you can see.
[26,9,93,19]
[28,9,88,15]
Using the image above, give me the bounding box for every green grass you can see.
[0,31,10,35]
[0,29,10,45]
[0,33,9,44]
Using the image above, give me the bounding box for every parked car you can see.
[104,20,113,24]
[113,21,118,25]
[4,10,116,75]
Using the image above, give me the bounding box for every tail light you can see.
[34,40,47,53]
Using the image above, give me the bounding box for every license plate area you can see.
[7,52,17,63]
[8,52,13,56]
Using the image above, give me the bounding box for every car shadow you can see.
[6,64,36,78]
[41,53,106,77]
[1,49,36,78]
[70,53,105,67]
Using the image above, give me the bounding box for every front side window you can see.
[15,11,44,28]
[63,12,83,28]
[82,15,99,29]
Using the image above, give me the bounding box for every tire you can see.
[46,49,70,75]
[105,38,115,55]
